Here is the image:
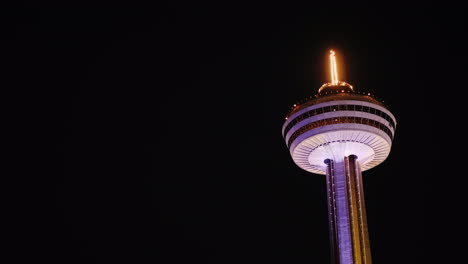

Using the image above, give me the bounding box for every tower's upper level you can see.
[284,88,389,120]
[282,50,397,174]
[284,50,389,120]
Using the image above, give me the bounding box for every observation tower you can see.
[282,50,396,264]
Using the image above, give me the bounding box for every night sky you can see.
[8,4,465,264]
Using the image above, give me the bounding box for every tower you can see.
[282,50,396,264]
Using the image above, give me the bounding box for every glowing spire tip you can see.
[329,50,339,85]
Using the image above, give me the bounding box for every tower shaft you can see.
[325,155,372,264]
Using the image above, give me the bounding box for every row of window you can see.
[284,104,396,137]
[287,116,394,148]
[286,94,388,118]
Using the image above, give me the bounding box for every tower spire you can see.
[330,50,339,85]
[319,50,353,92]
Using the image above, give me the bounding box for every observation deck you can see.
[282,84,397,175]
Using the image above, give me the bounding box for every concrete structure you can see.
[282,51,396,264]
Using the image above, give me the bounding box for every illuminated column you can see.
[325,158,340,264]
[330,50,339,85]
[325,156,354,264]
[324,155,372,264]
[348,155,372,264]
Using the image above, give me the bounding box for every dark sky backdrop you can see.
[7,3,466,264]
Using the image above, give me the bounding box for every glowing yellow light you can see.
[330,50,339,85]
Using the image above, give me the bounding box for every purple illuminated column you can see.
[324,155,372,264]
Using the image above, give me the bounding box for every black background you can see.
[6,3,465,264]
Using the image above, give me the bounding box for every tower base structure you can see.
[325,154,372,264]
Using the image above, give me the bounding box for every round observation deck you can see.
[282,85,397,175]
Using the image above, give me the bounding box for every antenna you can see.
[318,50,353,92]
[330,50,338,85]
